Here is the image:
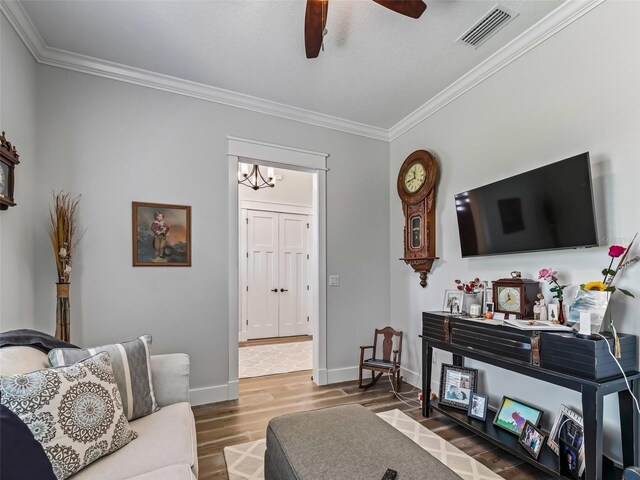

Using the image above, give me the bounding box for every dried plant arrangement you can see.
[49,192,83,283]
[49,192,84,341]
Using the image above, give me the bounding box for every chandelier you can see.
[238,164,275,190]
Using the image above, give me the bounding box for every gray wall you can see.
[0,12,39,331]
[389,0,640,462]
[2,41,390,394]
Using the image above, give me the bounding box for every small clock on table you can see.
[492,272,540,319]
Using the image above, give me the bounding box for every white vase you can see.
[568,290,611,334]
[462,292,482,315]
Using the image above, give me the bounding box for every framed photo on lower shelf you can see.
[467,392,488,421]
[548,404,584,476]
[493,396,543,436]
[518,420,546,460]
[438,364,478,411]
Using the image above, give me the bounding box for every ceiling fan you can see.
[304,0,427,58]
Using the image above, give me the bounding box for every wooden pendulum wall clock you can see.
[397,150,439,287]
[0,131,19,211]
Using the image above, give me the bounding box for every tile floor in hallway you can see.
[238,340,312,378]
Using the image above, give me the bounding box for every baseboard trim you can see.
[227,380,239,401]
[400,366,420,388]
[326,366,359,384]
[315,368,328,386]
[325,365,421,386]
[189,384,231,406]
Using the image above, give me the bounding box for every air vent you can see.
[457,4,519,48]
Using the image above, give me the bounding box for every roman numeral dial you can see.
[404,162,426,193]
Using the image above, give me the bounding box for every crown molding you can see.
[388,0,606,141]
[2,0,604,144]
[0,0,389,142]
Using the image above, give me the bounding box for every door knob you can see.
[280,288,288,292]
[271,288,278,292]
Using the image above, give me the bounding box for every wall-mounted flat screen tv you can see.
[455,153,598,257]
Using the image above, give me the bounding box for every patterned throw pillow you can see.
[0,352,137,480]
[49,335,158,420]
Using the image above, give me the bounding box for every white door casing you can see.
[246,210,279,339]
[278,213,310,337]
[228,136,328,400]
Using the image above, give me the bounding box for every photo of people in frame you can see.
[468,392,488,421]
[518,420,545,459]
[443,290,463,314]
[560,439,581,479]
[439,365,478,411]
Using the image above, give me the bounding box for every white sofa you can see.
[0,346,198,480]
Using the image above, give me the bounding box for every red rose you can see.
[608,245,626,258]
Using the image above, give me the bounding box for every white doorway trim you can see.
[227,136,328,399]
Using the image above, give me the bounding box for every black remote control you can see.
[382,469,398,480]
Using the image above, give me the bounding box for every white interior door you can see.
[246,210,279,339]
[278,214,310,337]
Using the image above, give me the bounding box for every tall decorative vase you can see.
[557,299,566,325]
[568,290,610,334]
[462,292,482,315]
[55,283,70,342]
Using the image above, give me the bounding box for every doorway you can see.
[237,165,315,379]
[227,136,328,398]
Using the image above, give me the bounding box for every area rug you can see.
[223,408,503,480]
[239,341,312,378]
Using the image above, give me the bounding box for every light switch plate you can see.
[329,275,340,286]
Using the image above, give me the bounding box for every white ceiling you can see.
[16,0,563,130]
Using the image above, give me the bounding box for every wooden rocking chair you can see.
[358,326,403,392]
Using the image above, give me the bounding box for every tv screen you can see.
[455,153,598,257]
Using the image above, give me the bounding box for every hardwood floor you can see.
[192,370,551,480]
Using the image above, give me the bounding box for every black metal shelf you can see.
[430,400,560,477]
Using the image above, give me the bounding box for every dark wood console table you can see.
[421,312,639,480]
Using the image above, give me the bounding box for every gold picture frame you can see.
[132,202,191,267]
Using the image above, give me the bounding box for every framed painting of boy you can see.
[132,202,191,266]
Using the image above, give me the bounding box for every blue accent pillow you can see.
[0,405,56,479]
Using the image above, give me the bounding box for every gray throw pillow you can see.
[49,335,158,420]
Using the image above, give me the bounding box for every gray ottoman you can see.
[264,404,462,480]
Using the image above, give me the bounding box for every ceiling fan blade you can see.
[305,0,328,59]
[371,0,426,19]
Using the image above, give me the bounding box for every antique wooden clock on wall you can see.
[397,150,439,287]
[0,131,20,211]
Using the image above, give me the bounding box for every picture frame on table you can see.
[467,392,488,421]
[548,405,584,476]
[438,364,478,411]
[518,420,546,459]
[443,290,463,314]
[493,396,543,436]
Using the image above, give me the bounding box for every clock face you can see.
[498,287,521,312]
[404,162,426,193]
